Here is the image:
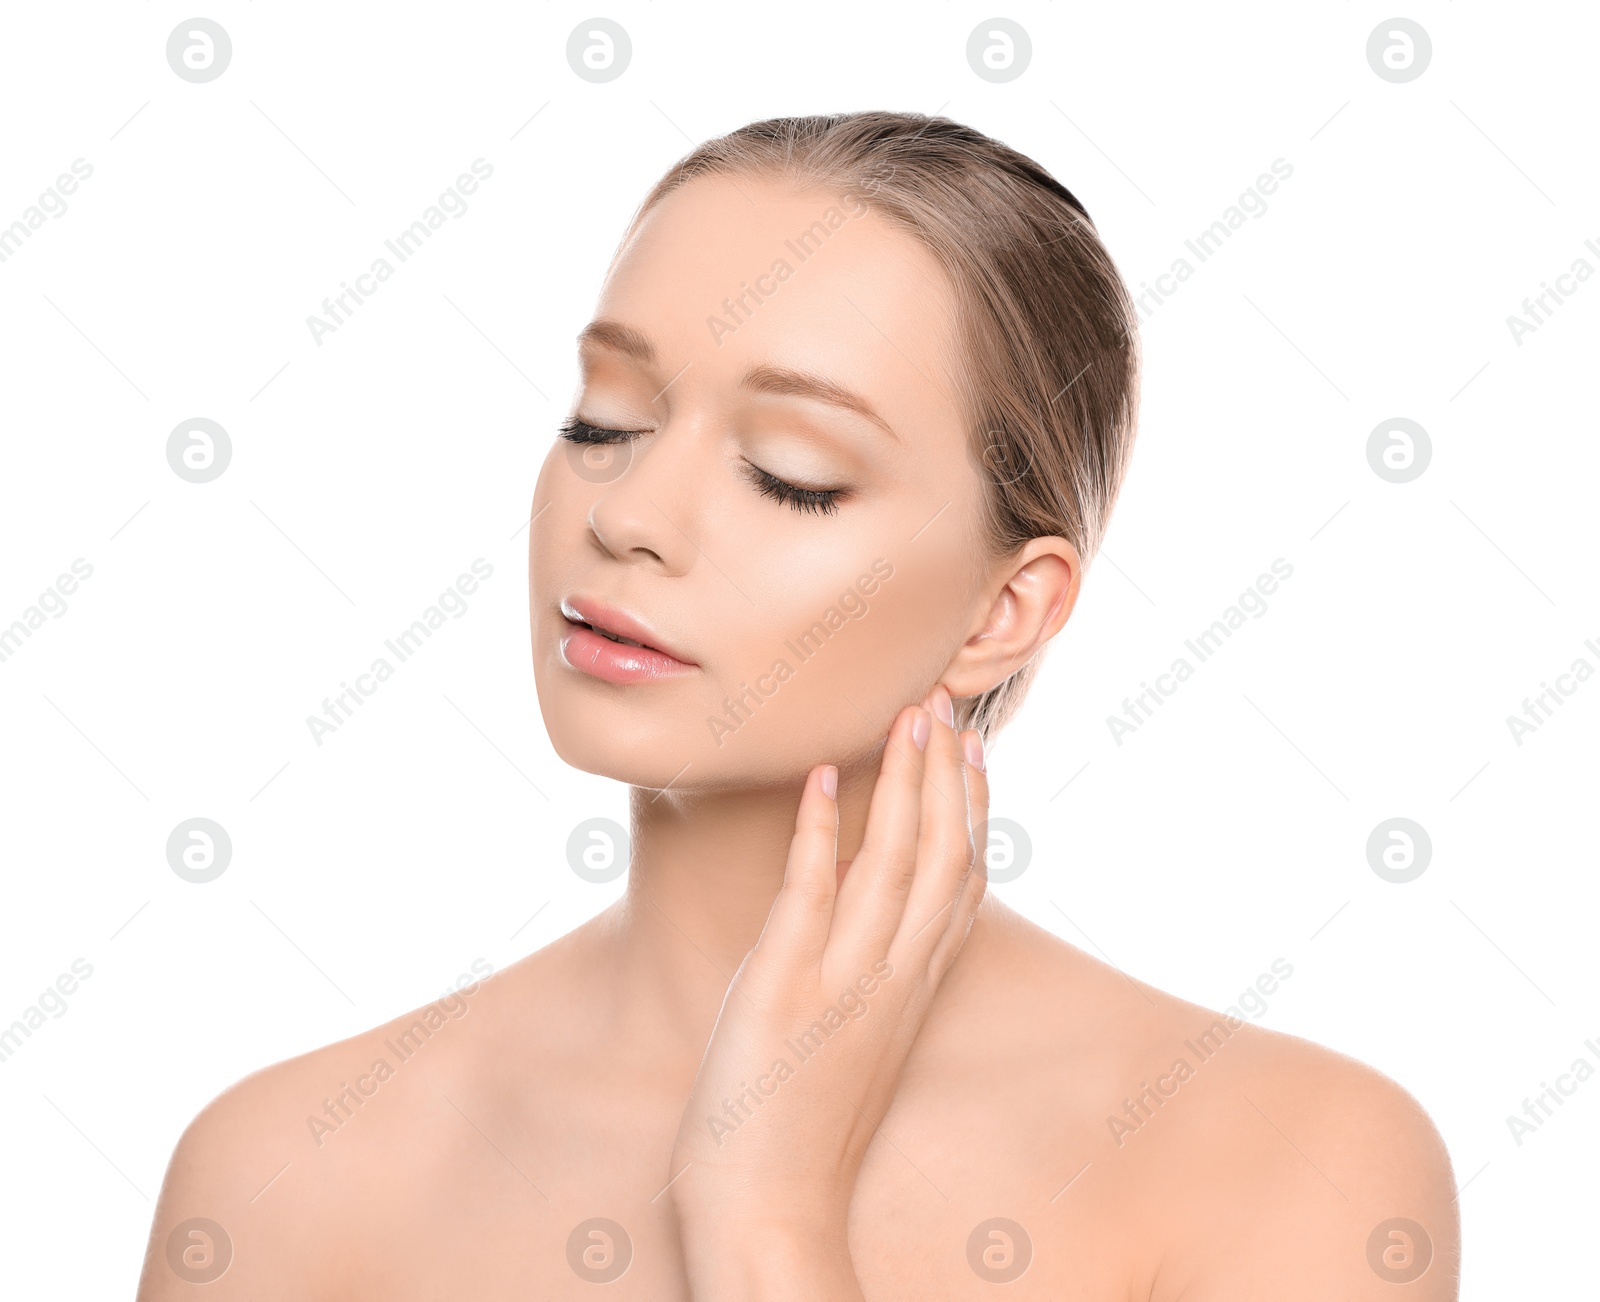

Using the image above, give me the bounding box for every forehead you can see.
[593,174,964,418]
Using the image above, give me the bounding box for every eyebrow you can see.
[577,319,900,444]
[739,364,899,443]
[578,318,656,364]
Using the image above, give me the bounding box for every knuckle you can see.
[888,851,918,886]
[860,836,913,879]
[782,872,832,911]
[921,824,969,869]
[791,883,833,915]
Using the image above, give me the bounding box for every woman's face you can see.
[529,172,996,789]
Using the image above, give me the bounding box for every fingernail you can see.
[911,709,931,751]
[962,730,986,772]
[820,765,838,799]
[931,685,955,728]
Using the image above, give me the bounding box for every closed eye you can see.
[558,417,846,516]
[558,416,638,445]
[739,462,844,516]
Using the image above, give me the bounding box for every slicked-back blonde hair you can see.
[632,112,1141,744]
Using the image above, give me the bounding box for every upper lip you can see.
[560,596,698,665]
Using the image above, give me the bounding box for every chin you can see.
[535,676,837,794]
[534,668,724,790]
[532,611,908,790]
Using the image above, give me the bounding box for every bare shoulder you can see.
[133,1024,367,1298]
[960,902,1460,1299]
[1147,1017,1460,1300]
[133,935,588,1300]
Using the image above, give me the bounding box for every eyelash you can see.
[557,417,845,517]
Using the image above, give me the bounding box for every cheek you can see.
[527,455,594,694]
[527,446,592,605]
[527,443,985,784]
[700,547,967,768]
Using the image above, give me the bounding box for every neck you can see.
[591,757,1011,1065]
[605,763,877,1034]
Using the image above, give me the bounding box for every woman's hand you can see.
[668,683,989,1299]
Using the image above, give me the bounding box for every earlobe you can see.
[939,540,1081,699]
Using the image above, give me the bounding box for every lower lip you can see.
[559,620,698,684]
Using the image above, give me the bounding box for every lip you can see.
[558,596,699,684]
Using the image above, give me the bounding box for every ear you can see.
[940,537,1082,699]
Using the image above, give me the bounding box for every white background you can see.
[1,2,1595,1296]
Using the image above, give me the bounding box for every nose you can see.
[582,427,700,576]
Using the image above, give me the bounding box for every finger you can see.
[829,702,930,957]
[930,727,989,978]
[757,763,840,969]
[893,685,976,966]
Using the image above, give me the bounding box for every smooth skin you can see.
[137,174,1459,1299]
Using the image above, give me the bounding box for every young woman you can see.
[138,113,1459,1299]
